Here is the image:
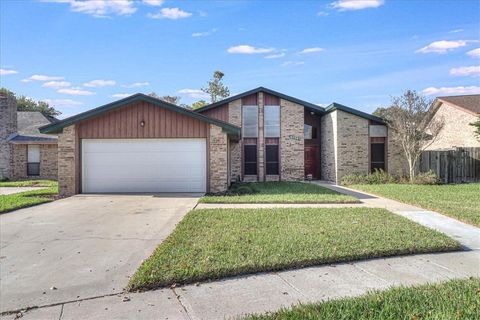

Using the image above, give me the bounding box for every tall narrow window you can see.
[371,142,385,172]
[265,139,279,175]
[242,105,258,137]
[264,105,280,137]
[27,145,40,176]
[244,140,257,175]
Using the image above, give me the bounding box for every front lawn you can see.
[350,183,480,227]
[128,207,460,291]
[245,278,480,320]
[0,179,57,187]
[0,181,58,213]
[200,182,359,204]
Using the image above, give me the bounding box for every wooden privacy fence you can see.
[420,147,480,183]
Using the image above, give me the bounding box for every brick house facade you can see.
[39,87,426,195]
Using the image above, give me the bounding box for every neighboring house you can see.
[425,94,480,150]
[0,93,58,180]
[40,87,405,196]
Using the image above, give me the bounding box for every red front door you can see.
[304,146,320,179]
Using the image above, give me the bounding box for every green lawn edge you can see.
[348,183,480,227]
[128,208,462,292]
[243,278,480,320]
[0,183,59,213]
[0,179,57,187]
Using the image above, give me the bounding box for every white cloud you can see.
[148,8,192,19]
[317,11,329,16]
[422,86,480,96]
[265,52,286,59]
[416,40,467,54]
[449,29,463,33]
[281,61,305,67]
[467,48,480,58]
[0,69,18,75]
[111,93,133,99]
[46,0,137,18]
[331,0,384,11]
[21,74,64,82]
[83,79,116,87]
[121,82,150,88]
[42,81,71,88]
[449,66,480,77]
[299,47,324,54]
[142,0,163,6]
[178,89,209,99]
[58,88,94,96]
[42,98,83,108]
[192,28,217,37]
[227,45,274,54]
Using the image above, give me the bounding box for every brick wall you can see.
[320,111,336,181]
[387,128,409,177]
[280,99,304,180]
[209,124,229,193]
[58,125,77,196]
[40,144,58,179]
[228,99,242,182]
[12,144,27,179]
[0,94,17,180]
[425,102,480,150]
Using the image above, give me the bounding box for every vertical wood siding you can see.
[77,101,208,138]
[241,93,258,105]
[200,104,228,122]
[264,93,280,106]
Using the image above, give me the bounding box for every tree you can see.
[191,100,208,110]
[372,107,393,120]
[201,71,230,103]
[471,115,480,138]
[0,87,61,116]
[148,92,182,105]
[384,90,444,182]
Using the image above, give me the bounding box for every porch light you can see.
[140,120,145,127]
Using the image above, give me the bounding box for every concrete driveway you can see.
[0,194,201,313]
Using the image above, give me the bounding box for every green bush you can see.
[413,170,441,185]
[341,169,399,185]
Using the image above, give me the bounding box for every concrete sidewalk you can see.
[3,185,479,320]
[3,250,478,320]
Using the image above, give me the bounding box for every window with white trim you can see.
[264,105,280,137]
[242,105,258,137]
[27,145,40,176]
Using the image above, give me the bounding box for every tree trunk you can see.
[408,158,415,183]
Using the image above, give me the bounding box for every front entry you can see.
[304,146,320,179]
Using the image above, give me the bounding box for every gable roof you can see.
[39,93,240,136]
[324,102,385,123]
[194,87,325,114]
[8,112,59,144]
[436,94,480,115]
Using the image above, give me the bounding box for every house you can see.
[425,94,480,150]
[39,87,405,196]
[0,93,58,180]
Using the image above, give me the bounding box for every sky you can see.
[1,0,479,118]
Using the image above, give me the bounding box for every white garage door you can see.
[82,139,206,193]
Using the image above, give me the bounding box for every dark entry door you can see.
[304,146,320,179]
[371,143,385,171]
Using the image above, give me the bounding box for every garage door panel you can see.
[82,139,206,193]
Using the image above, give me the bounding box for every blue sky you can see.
[1,0,479,118]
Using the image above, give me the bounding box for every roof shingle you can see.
[438,94,480,114]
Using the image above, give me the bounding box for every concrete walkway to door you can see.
[5,185,479,320]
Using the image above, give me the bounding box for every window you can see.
[371,143,385,172]
[242,105,258,137]
[264,105,280,137]
[304,124,317,139]
[244,143,257,175]
[27,145,40,176]
[265,143,279,175]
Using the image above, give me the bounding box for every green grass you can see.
[0,179,57,187]
[0,182,58,213]
[200,182,359,204]
[350,183,480,227]
[128,207,461,291]
[244,278,480,320]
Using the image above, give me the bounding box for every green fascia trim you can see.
[39,93,240,137]
[325,102,385,124]
[194,86,325,114]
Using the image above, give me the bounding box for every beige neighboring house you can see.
[0,93,58,180]
[426,94,480,150]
